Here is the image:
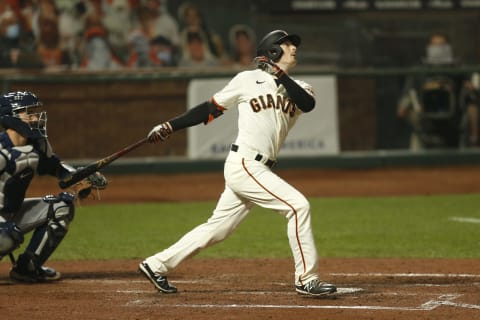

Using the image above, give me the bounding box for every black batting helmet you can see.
[256,30,301,62]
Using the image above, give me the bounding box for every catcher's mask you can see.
[256,30,301,62]
[0,91,47,139]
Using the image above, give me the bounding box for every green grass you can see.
[11,194,480,261]
[315,195,480,258]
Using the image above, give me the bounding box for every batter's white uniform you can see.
[145,68,319,286]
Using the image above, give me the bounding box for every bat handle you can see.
[58,137,149,190]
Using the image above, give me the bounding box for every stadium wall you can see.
[2,68,480,172]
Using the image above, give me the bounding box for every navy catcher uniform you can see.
[0,91,101,283]
[140,30,337,297]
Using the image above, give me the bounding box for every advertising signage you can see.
[262,0,480,12]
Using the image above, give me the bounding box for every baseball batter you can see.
[140,30,337,297]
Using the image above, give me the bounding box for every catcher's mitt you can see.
[70,170,108,199]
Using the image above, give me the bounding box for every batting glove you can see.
[254,56,285,78]
[148,122,173,143]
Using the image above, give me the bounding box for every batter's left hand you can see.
[148,122,173,143]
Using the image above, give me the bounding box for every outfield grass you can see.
[20,194,480,260]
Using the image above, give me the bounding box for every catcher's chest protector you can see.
[0,142,39,212]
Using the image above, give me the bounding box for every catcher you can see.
[0,91,107,283]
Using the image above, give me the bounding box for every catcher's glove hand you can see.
[70,169,108,199]
[254,56,285,78]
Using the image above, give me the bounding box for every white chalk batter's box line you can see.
[125,293,480,311]
[64,273,480,311]
[61,276,480,311]
[119,273,480,311]
[117,287,363,295]
[330,272,480,278]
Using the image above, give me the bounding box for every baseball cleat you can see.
[295,279,337,296]
[9,265,62,283]
[138,261,177,293]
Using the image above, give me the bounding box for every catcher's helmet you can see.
[256,30,301,62]
[0,91,47,138]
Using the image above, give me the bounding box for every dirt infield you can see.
[1,258,479,320]
[1,165,480,320]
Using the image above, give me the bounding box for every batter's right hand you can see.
[148,122,173,143]
[254,56,284,78]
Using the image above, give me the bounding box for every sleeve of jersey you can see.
[211,74,243,112]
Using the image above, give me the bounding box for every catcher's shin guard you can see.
[19,193,75,269]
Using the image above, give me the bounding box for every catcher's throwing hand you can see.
[148,122,173,143]
[70,170,108,199]
[254,56,285,78]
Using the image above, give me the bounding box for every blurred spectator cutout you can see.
[0,3,43,68]
[37,16,71,69]
[228,24,256,68]
[459,72,480,148]
[178,30,219,68]
[81,23,123,70]
[177,1,226,62]
[127,34,175,67]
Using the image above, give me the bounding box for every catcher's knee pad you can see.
[42,192,75,224]
[0,222,24,255]
[42,192,75,205]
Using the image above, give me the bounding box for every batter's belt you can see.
[230,144,276,168]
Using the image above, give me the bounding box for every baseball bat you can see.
[59,137,149,189]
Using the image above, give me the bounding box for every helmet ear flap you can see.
[267,44,283,62]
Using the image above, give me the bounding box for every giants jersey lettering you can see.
[249,94,297,117]
[212,69,314,159]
